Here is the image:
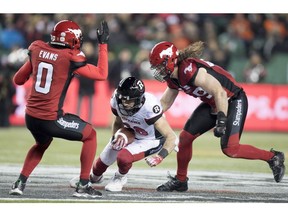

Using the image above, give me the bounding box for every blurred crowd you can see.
[1,13,288,126]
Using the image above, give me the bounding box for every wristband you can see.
[217,111,226,119]
[158,148,169,159]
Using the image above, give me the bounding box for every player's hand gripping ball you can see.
[111,127,135,151]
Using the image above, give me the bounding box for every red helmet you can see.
[50,20,83,49]
[149,41,179,82]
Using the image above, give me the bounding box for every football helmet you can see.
[149,41,179,82]
[50,20,83,49]
[116,76,145,116]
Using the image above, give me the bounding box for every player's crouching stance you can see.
[148,40,285,193]
[9,19,109,199]
[70,76,178,192]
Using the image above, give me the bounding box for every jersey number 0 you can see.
[35,62,53,94]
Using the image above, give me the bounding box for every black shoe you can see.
[73,182,102,198]
[268,149,285,183]
[9,179,26,195]
[70,174,103,188]
[157,173,188,192]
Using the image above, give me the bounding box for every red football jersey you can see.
[13,40,108,120]
[166,58,243,108]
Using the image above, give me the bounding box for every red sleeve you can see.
[13,60,32,85]
[74,44,108,80]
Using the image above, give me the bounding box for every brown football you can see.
[116,127,135,144]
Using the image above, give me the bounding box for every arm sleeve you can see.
[13,60,32,85]
[74,44,108,80]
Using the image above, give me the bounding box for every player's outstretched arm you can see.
[145,116,178,167]
[74,20,109,80]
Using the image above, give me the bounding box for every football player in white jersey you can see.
[70,76,178,192]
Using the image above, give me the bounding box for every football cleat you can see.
[69,174,103,188]
[105,172,127,192]
[157,172,188,192]
[9,179,26,195]
[73,182,102,198]
[268,149,285,183]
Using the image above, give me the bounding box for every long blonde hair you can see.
[177,41,205,62]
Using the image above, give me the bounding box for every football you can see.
[115,127,135,145]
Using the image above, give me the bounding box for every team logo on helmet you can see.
[159,45,174,58]
[67,28,82,39]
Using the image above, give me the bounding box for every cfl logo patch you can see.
[184,63,192,74]
[153,105,161,114]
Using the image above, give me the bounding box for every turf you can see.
[0,126,287,174]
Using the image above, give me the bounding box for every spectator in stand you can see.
[243,51,267,83]
[262,14,288,61]
[229,14,254,57]
[77,41,97,123]
[0,70,16,127]
[108,48,140,93]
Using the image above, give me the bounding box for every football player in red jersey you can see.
[149,41,285,192]
[9,20,109,198]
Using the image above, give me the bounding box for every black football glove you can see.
[97,20,109,44]
[213,111,227,138]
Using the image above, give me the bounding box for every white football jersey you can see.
[111,92,163,140]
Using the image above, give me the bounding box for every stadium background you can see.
[1,14,287,131]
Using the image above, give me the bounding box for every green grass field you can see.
[0,126,287,174]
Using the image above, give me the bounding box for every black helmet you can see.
[116,76,145,116]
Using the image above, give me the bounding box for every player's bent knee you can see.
[117,149,133,172]
[222,145,240,158]
[82,124,96,141]
[179,130,198,147]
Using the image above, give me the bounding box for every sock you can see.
[80,127,97,180]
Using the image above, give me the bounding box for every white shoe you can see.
[90,173,104,184]
[69,174,103,188]
[105,172,127,192]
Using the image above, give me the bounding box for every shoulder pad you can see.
[71,49,87,62]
